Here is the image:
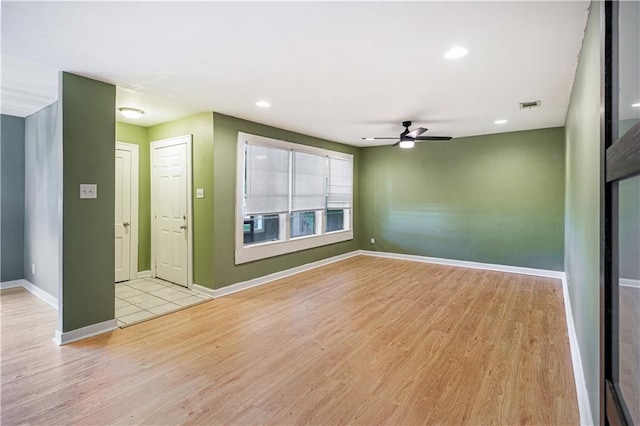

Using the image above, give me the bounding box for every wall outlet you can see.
[370,237,375,244]
[32,264,36,274]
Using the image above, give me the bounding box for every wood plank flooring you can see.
[1,256,578,425]
[619,285,640,425]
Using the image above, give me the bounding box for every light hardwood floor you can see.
[620,285,640,425]
[1,256,578,425]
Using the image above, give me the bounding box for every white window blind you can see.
[327,157,352,209]
[292,151,327,212]
[245,143,289,215]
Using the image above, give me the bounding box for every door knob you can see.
[180,225,187,229]
[123,222,130,227]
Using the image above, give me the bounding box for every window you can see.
[236,132,354,264]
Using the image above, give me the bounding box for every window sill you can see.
[235,230,353,265]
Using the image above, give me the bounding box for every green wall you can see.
[1,115,25,281]
[61,72,116,332]
[564,1,601,422]
[148,112,215,289]
[360,127,565,270]
[211,113,361,289]
[116,122,150,272]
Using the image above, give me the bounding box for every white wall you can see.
[24,102,62,299]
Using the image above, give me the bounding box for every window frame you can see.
[235,132,354,264]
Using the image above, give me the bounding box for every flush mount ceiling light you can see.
[445,46,468,59]
[255,100,271,108]
[494,119,508,124]
[118,107,144,119]
[632,102,640,107]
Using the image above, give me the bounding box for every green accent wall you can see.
[211,113,361,289]
[360,127,565,270]
[147,112,215,289]
[564,1,601,422]
[116,122,150,272]
[61,72,116,332]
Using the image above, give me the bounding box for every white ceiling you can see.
[1,1,591,147]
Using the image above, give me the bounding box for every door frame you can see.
[115,141,139,281]
[601,1,640,424]
[150,135,193,289]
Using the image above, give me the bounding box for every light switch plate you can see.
[196,188,205,199]
[80,184,97,199]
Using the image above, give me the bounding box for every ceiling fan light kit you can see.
[363,120,453,148]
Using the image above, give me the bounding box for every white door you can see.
[152,137,191,288]
[115,148,132,282]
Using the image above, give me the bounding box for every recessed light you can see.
[494,119,508,124]
[118,107,144,119]
[632,102,640,108]
[445,46,468,59]
[256,100,271,108]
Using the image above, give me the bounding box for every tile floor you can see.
[115,277,211,327]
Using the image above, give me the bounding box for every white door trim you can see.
[116,142,139,281]
[150,135,193,289]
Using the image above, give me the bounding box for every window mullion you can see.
[286,149,293,241]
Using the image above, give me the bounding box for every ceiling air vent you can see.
[519,100,541,109]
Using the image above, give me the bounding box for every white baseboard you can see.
[1,279,58,310]
[561,275,594,426]
[0,279,25,290]
[137,270,152,278]
[620,278,640,289]
[53,319,118,346]
[212,251,360,298]
[359,250,565,279]
[192,283,215,298]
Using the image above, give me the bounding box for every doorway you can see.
[115,142,139,282]
[150,135,193,288]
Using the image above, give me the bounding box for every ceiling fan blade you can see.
[405,127,428,138]
[392,141,401,146]
[414,136,453,141]
[362,137,400,140]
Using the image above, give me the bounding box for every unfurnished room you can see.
[1,1,639,425]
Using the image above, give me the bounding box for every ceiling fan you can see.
[363,121,453,148]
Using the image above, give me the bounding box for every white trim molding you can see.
[212,251,360,298]
[0,279,24,290]
[620,278,640,288]
[1,279,58,309]
[137,270,153,279]
[561,276,594,426]
[53,319,118,346]
[359,250,565,279]
[192,283,215,298]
